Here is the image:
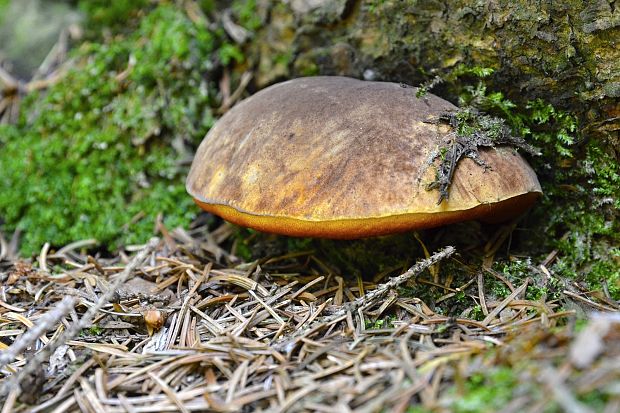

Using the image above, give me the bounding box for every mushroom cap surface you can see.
[186,76,542,238]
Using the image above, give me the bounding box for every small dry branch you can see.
[275,245,455,350]
[0,297,77,369]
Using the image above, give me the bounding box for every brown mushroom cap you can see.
[187,76,542,239]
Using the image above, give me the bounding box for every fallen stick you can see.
[0,297,76,369]
[275,245,456,351]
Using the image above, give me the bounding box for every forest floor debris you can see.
[0,225,618,412]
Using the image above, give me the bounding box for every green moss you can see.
[443,67,619,300]
[293,53,321,77]
[77,0,150,35]
[365,315,396,330]
[406,407,433,413]
[491,259,558,302]
[274,51,294,68]
[0,4,241,254]
[469,305,485,321]
[80,325,103,337]
[365,0,387,14]
[533,140,620,300]
[451,367,519,413]
[577,391,610,411]
[299,62,320,77]
[232,0,262,32]
[438,320,614,412]
[219,43,245,65]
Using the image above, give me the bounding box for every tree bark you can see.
[245,0,619,150]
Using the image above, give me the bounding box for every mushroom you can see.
[186,76,541,239]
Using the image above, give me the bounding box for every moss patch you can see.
[451,68,619,299]
[0,3,249,254]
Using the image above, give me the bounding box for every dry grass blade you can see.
[248,290,285,325]
[209,273,269,296]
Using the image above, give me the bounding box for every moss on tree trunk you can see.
[246,0,619,148]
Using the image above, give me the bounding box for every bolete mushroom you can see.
[186,76,541,239]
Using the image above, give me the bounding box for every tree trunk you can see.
[245,0,619,150]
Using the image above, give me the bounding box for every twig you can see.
[0,66,18,90]
[0,231,8,261]
[340,246,455,314]
[54,239,98,258]
[562,290,618,312]
[7,229,21,260]
[0,238,160,399]
[0,297,76,369]
[477,272,489,316]
[274,246,456,350]
[222,9,251,44]
[217,71,253,114]
[38,243,50,273]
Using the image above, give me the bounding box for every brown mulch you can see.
[0,224,618,412]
